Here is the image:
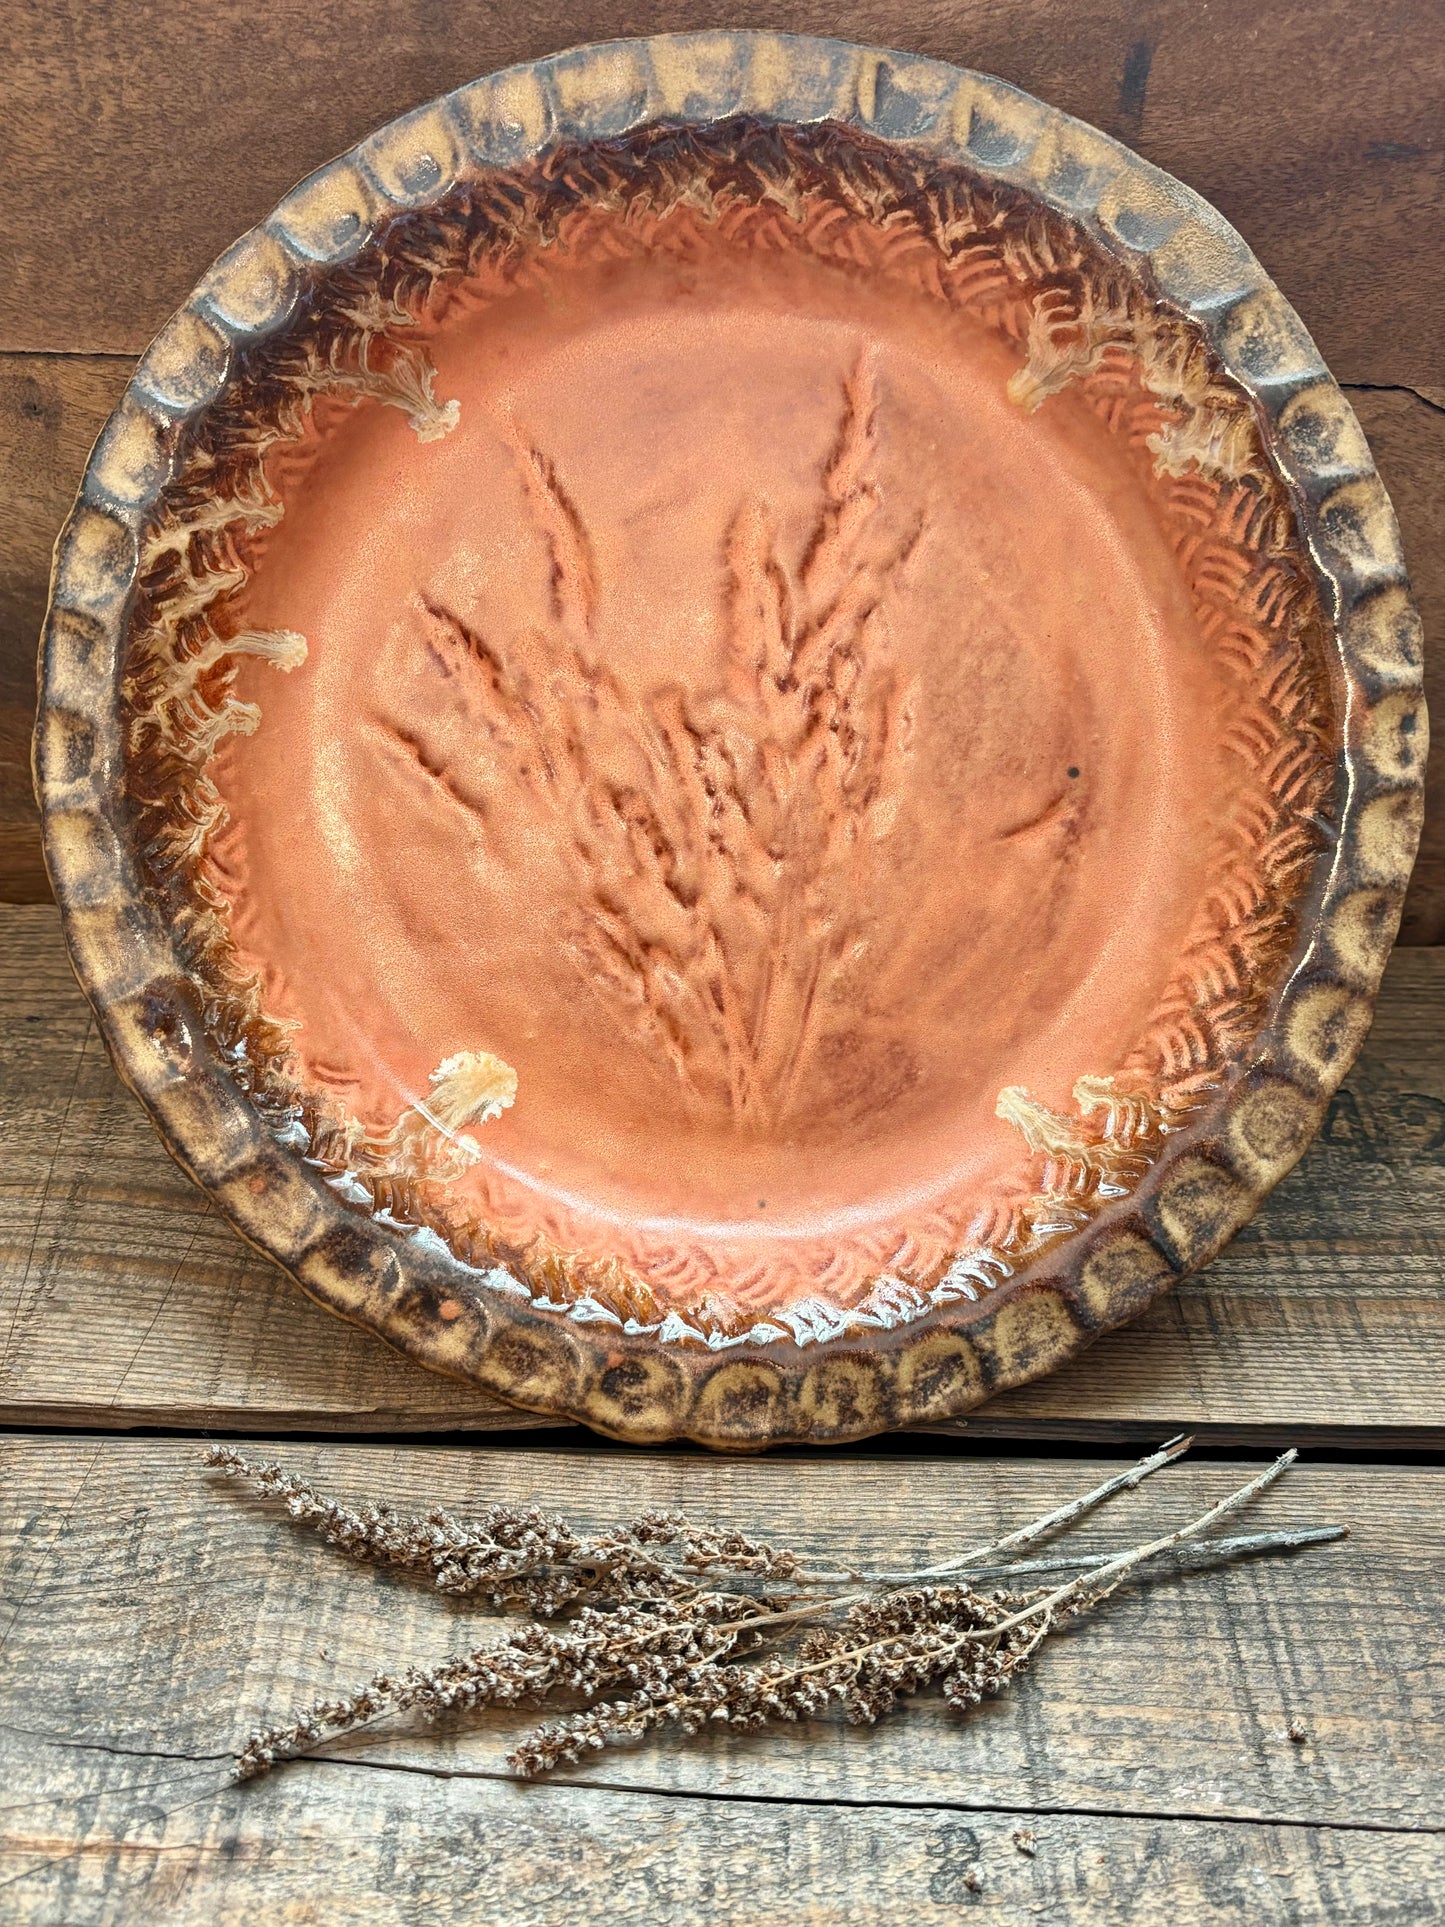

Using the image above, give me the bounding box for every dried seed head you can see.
[210,1441,1331,1785]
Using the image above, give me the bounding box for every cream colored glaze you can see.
[207,235,1239,1310]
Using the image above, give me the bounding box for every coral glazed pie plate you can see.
[35,34,1426,1445]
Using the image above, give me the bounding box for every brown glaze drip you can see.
[122,123,1337,1333]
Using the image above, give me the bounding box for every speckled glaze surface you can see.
[35,34,1426,1446]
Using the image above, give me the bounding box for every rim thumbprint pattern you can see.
[36,35,1425,1444]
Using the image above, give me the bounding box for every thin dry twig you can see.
[971,1450,1302,1638]
[945,1524,1346,1584]
[207,1440,1344,1781]
[860,1432,1194,1583]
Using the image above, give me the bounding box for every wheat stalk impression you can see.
[408,354,917,1127]
[206,1438,1343,1780]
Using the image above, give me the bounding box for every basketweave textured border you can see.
[34,32,1426,1447]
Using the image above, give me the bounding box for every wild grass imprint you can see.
[123,128,1334,1334]
[391,352,921,1129]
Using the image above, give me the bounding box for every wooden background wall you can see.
[1,0,1441,936]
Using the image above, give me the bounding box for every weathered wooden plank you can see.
[0,353,131,902]
[4,354,1441,927]
[2,1750,1437,1926]
[0,1438,1440,1857]
[3,905,1444,1439]
[3,0,1442,386]
[0,906,538,1434]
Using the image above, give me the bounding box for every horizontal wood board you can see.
[2,3,1443,925]
[1,1437,1442,1923]
[8,1767,1439,1927]
[3,906,1443,1441]
[4,6,1444,1921]
[2,0,1440,379]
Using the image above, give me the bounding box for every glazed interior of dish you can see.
[124,122,1339,1339]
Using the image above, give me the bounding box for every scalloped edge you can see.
[34,32,1427,1447]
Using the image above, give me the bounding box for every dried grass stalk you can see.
[206,1441,1344,1781]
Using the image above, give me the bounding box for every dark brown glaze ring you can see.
[35,35,1426,1446]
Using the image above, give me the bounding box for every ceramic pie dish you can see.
[36,33,1425,1446]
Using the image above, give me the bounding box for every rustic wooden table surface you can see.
[2,4,1442,1922]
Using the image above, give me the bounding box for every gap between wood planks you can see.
[1342,379,1445,418]
[10,1408,1442,1451]
[6,909,1445,1444]
[3,1434,1438,1921]
[8,1421,1445,1466]
[10,1734,1442,1840]
[7,1685,1443,1841]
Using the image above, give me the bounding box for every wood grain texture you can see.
[2,7,1441,925]
[0,904,539,1435]
[3,906,1444,1440]
[1,0,1440,383]
[0,353,130,901]
[1,1438,1441,1924]
[3,11,1441,1903]
[3,1761,1437,1927]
